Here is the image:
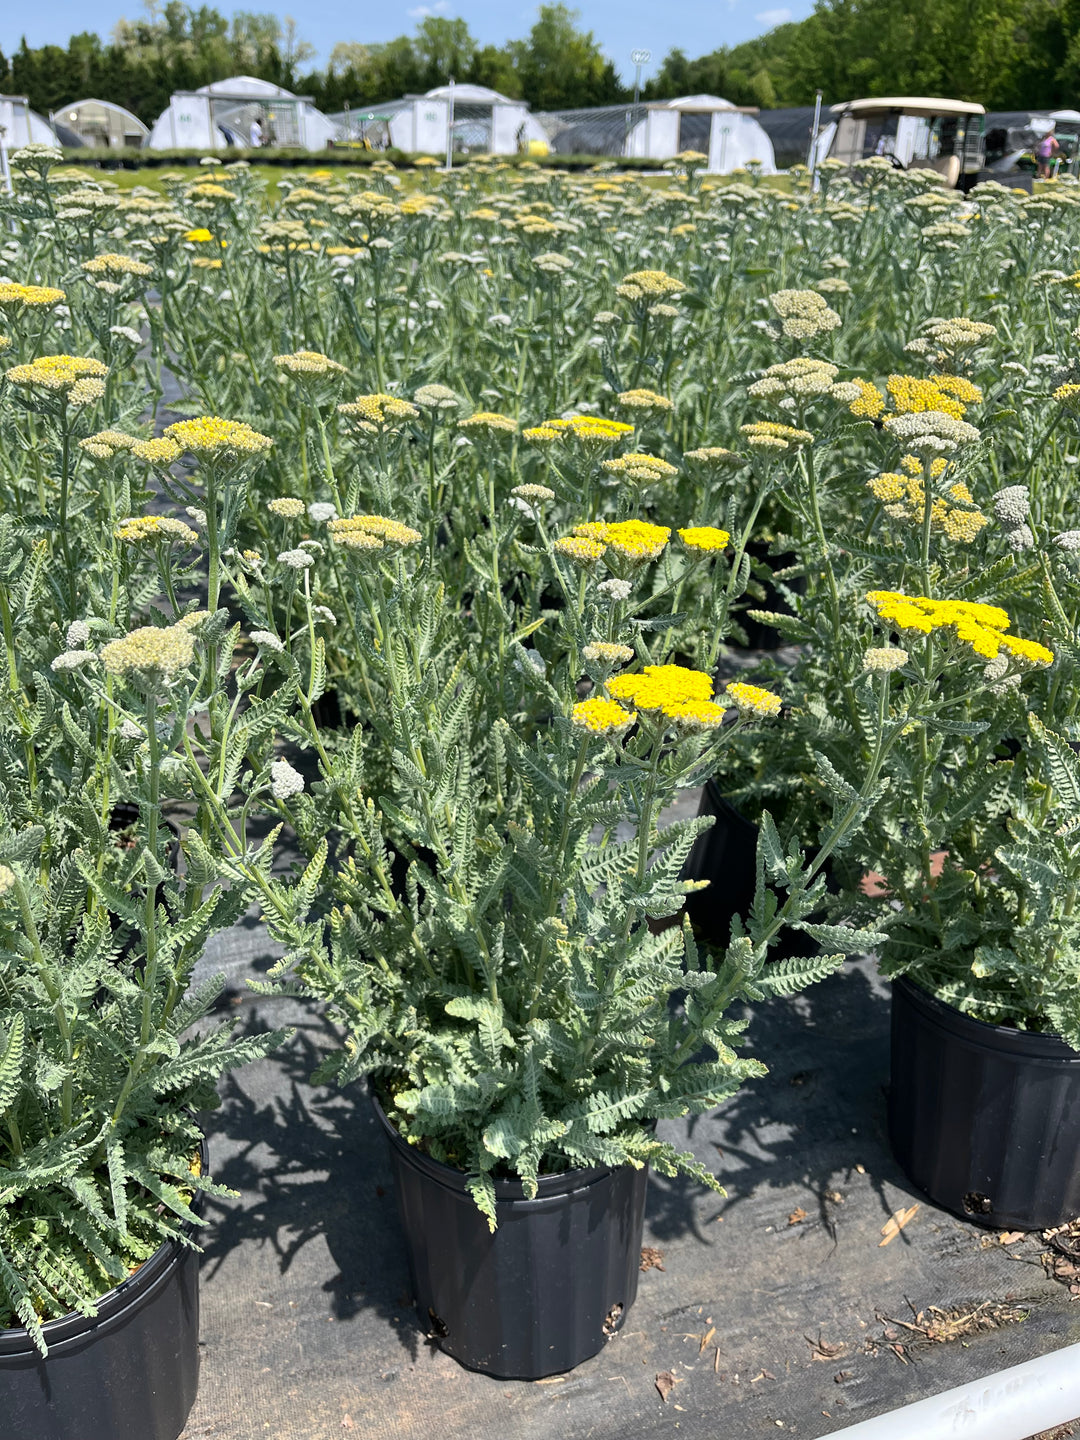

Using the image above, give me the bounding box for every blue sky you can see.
[2,0,816,80]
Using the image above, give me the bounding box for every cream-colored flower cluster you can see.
[769,289,842,340]
[338,394,419,433]
[82,253,153,278]
[600,453,678,485]
[328,515,422,551]
[273,350,347,379]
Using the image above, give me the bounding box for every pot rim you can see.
[0,1135,208,1358]
[372,1094,624,1200]
[893,973,1080,1061]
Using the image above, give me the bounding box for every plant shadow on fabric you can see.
[645,960,909,1243]
[196,1003,422,1362]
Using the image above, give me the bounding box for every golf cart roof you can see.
[831,97,986,119]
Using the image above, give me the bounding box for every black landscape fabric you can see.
[181,948,1080,1440]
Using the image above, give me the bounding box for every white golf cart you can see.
[817,97,986,188]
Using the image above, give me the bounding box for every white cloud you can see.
[408,0,449,15]
[755,6,792,22]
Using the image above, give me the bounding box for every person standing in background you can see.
[249,115,264,149]
[1037,123,1061,178]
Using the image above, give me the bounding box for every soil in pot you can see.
[374,1098,648,1379]
[0,1142,206,1440]
[889,975,1080,1230]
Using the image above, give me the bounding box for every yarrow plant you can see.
[5,147,1080,1256]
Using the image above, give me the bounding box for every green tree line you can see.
[0,3,624,123]
[644,0,1080,111]
[0,0,1077,127]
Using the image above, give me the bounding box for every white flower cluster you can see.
[993,485,1034,551]
[882,411,980,453]
[277,548,315,570]
[270,758,305,800]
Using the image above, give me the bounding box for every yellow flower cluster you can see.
[542,415,634,447]
[5,355,108,391]
[183,228,215,242]
[523,425,560,445]
[571,696,636,734]
[457,411,517,434]
[338,393,419,432]
[185,183,236,201]
[932,374,983,406]
[115,515,199,545]
[273,350,347,378]
[600,453,679,484]
[886,375,974,421]
[616,388,674,412]
[102,624,195,680]
[131,437,182,464]
[849,379,885,419]
[0,283,66,309]
[164,416,273,458]
[82,253,153,278]
[616,270,687,302]
[1054,382,1080,408]
[328,515,422,549]
[740,421,814,451]
[866,591,1053,666]
[604,664,726,731]
[678,526,730,554]
[866,462,989,543]
[69,377,105,406]
[725,681,783,717]
[573,519,672,563]
[554,536,605,564]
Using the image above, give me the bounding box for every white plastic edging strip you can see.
[824,1342,1080,1440]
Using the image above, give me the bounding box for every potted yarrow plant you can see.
[0,519,288,1440]
[845,586,1073,1230]
[684,312,1080,1230]
[780,353,1079,1230]
[246,511,894,1379]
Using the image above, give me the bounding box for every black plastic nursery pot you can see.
[735,542,804,651]
[683,781,758,945]
[375,1098,648,1379]
[0,1146,205,1440]
[682,781,822,959]
[889,976,1080,1231]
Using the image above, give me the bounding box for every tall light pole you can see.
[631,48,650,108]
[445,75,454,171]
[808,88,823,189]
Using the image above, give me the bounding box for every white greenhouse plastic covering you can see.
[0,96,60,149]
[539,94,776,173]
[52,98,149,149]
[334,85,548,156]
[147,76,337,151]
